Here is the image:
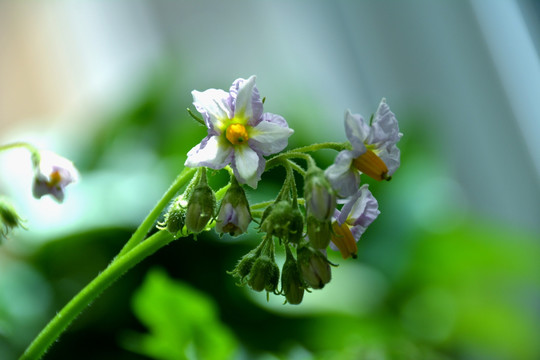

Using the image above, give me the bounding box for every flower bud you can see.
[306,216,332,249]
[160,195,187,236]
[229,249,258,283]
[185,171,216,234]
[0,198,24,241]
[216,177,252,236]
[248,255,280,293]
[281,246,304,304]
[304,166,336,221]
[260,200,303,243]
[297,246,332,289]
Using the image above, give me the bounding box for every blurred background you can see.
[1,1,539,359]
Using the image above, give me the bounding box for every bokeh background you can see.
[1,1,539,359]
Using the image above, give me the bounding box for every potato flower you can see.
[325,99,401,197]
[185,76,293,188]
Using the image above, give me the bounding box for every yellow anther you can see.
[331,221,358,259]
[352,149,389,181]
[48,170,62,187]
[225,123,249,145]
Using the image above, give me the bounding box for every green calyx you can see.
[281,245,304,305]
[0,197,24,241]
[260,200,304,244]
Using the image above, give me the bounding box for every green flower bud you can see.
[260,200,304,243]
[297,246,332,289]
[304,166,336,222]
[229,248,259,283]
[281,246,304,304]
[0,198,24,242]
[248,255,280,293]
[185,171,216,234]
[306,216,332,249]
[160,195,187,236]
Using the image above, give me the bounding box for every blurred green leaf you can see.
[123,268,238,360]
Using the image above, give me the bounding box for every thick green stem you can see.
[116,167,196,258]
[20,230,174,360]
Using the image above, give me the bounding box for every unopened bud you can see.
[0,198,24,241]
[229,250,258,283]
[159,195,187,236]
[306,216,332,249]
[248,255,280,293]
[297,246,332,289]
[260,200,303,243]
[304,166,336,221]
[281,246,304,304]
[185,171,216,233]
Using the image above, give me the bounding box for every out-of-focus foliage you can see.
[1,66,539,360]
[122,269,238,360]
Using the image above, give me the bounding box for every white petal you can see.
[185,136,233,169]
[368,98,401,147]
[377,144,401,176]
[232,146,262,188]
[192,89,232,131]
[249,113,294,155]
[324,150,360,198]
[233,75,257,120]
[347,185,380,228]
[344,110,369,154]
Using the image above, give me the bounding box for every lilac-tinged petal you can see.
[336,189,363,226]
[367,99,402,147]
[325,150,360,198]
[377,144,401,176]
[33,177,65,202]
[344,110,369,155]
[232,145,263,188]
[185,135,233,169]
[192,89,232,132]
[230,76,263,125]
[347,185,380,229]
[248,113,294,156]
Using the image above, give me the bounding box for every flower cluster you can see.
[161,76,402,304]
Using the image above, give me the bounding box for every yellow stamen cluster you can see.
[48,170,62,187]
[331,221,358,259]
[352,149,389,181]
[226,124,249,145]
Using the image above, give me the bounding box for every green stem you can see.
[291,142,348,153]
[287,159,307,177]
[20,230,175,360]
[0,141,41,167]
[116,167,196,258]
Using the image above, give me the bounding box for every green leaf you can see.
[123,268,237,360]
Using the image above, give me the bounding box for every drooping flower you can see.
[215,176,252,236]
[330,185,380,259]
[325,99,402,197]
[185,76,294,188]
[32,150,79,203]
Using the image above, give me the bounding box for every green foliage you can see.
[123,268,238,360]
